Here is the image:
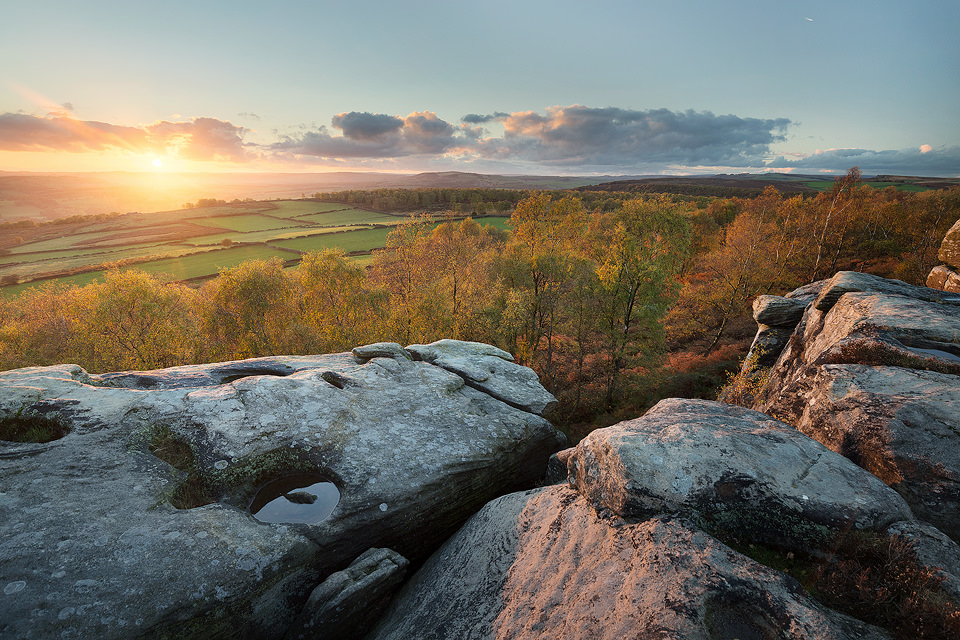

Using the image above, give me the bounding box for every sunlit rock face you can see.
[369,485,890,640]
[0,340,564,640]
[753,271,960,541]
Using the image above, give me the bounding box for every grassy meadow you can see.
[0,199,510,295]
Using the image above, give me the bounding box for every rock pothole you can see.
[0,411,70,443]
[249,473,340,524]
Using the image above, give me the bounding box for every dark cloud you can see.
[272,111,468,159]
[270,106,792,169]
[474,106,792,168]
[461,112,510,124]
[766,146,960,176]
[238,112,260,120]
[0,113,248,160]
[331,112,404,140]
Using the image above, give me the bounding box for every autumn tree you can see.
[293,249,386,352]
[584,197,690,406]
[71,270,200,371]
[199,258,295,359]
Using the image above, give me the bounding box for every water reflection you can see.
[250,473,340,524]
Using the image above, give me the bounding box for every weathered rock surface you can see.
[287,547,408,640]
[754,294,808,327]
[755,271,960,541]
[887,520,960,602]
[0,341,565,639]
[745,323,796,368]
[563,398,911,549]
[406,339,558,415]
[369,486,889,640]
[939,218,960,269]
[744,285,826,370]
[811,270,960,312]
[928,264,960,293]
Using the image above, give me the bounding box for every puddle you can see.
[249,473,340,524]
[219,367,293,384]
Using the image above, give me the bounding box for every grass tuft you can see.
[0,412,70,443]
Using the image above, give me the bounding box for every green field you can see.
[0,202,516,296]
[117,244,300,280]
[186,225,374,247]
[1,271,111,297]
[272,228,394,254]
[0,243,210,280]
[804,181,930,193]
[272,201,349,217]
[475,216,512,231]
[295,209,407,226]
[189,214,294,233]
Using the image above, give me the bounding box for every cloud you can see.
[766,145,960,175]
[270,106,792,171]
[331,112,404,140]
[145,117,248,161]
[0,113,250,161]
[0,113,147,152]
[472,106,792,169]
[4,105,954,177]
[272,111,470,159]
[461,112,510,124]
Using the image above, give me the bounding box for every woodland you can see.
[1,168,957,440]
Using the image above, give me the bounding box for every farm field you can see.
[188,213,294,233]
[0,200,507,296]
[185,225,373,247]
[803,180,929,193]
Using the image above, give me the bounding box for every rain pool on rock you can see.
[249,472,340,524]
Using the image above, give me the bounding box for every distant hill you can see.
[578,173,960,198]
[0,171,614,222]
[3,170,957,222]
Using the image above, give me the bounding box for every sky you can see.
[1,0,958,177]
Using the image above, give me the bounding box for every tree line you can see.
[2,170,957,438]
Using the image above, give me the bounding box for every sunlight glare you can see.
[152,158,163,168]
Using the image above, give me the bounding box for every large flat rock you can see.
[0,341,565,639]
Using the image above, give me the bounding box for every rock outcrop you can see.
[927,219,960,292]
[0,340,565,640]
[372,264,960,638]
[370,482,890,640]
[745,285,824,369]
[753,272,960,540]
[564,399,911,550]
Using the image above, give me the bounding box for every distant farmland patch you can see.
[0,201,513,296]
[295,209,406,226]
[804,180,930,192]
[117,244,300,280]
[188,213,293,233]
[271,227,394,254]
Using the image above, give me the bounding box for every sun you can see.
[152,158,163,168]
